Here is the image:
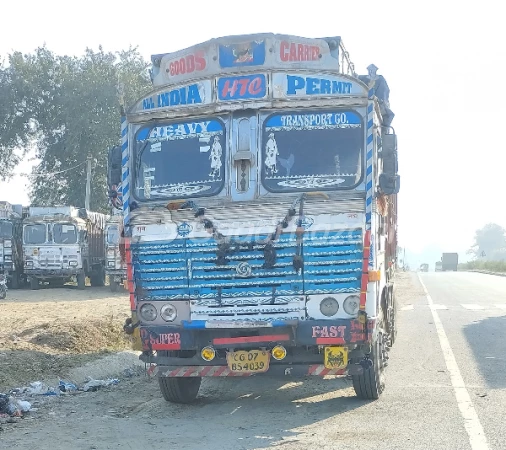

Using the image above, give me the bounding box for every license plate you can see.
[226,350,270,373]
[324,346,348,370]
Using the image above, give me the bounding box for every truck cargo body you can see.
[105,215,127,291]
[0,202,24,288]
[442,253,458,271]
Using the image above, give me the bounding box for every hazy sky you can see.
[0,0,504,253]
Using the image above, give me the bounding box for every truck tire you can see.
[90,265,105,287]
[158,377,201,404]
[389,289,397,347]
[352,333,386,400]
[77,272,86,290]
[10,272,19,290]
[110,279,119,292]
[30,277,39,290]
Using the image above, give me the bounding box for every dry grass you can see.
[0,287,132,391]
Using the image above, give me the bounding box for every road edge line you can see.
[417,274,489,450]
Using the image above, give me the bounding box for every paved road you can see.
[1,272,504,450]
[416,271,506,450]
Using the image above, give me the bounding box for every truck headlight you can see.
[69,260,78,267]
[108,260,115,268]
[343,295,360,316]
[4,255,11,262]
[320,297,339,317]
[4,240,12,248]
[25,260,33,267]
[160,303,177,322]
[139,303,157,321]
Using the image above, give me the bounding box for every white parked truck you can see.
[105,214,127,292]
[23,206,108,289]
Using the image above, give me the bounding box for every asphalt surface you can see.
[1,271,505,450]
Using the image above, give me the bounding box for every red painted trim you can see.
[146,343,181,351]
[213,334,291,345]
[124,238,136,310]
[316,337,346,345]
[215,366,227,376]
[359,230,371,311]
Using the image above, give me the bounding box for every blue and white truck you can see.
[110,33,400,403]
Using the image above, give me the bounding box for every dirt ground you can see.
[0,285,132,391]
[0,273,420,450]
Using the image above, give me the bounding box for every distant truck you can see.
[105,214,127,292]
[23,206,108,289]
[0,201,25,288]
[419,263,429,272]
[441,253,458,272]
[435,261,442,272]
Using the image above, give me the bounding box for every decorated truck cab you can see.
[110,33,400,404]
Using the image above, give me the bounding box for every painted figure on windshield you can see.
[209,136,223,179]
[265,132,279,176]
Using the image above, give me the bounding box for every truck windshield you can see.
[261,110,363,192]
[106,225,119,245]
[0,221,13,239]
[24,224,46,245]
[134,118,226,200]
[53,223,78,244]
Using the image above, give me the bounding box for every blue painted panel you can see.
[130,228,363,302]
[218,41,266,68]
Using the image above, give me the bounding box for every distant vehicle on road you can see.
[420,263,429,272]
[442,253,458,271]
[435,261,443,272]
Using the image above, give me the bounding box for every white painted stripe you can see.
[494,304,506,310]
[400,304,414,311]
[461,304,485,310]
[417,274,489,450]
[432,304,448,310]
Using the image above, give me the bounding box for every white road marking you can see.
[494,304,506,310]
[432,304,448,310]
[417,274,489,450]
[461,304,485,310]
[400,304,414,311]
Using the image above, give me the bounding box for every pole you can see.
[85,155,92,210]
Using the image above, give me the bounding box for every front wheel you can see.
[352,334,386,400]
[109,279,119,292]
[30,276,39,290]
[10,272,19,290]
[0,286,6,300]
[158,377,201,404]
[77,272,86,290]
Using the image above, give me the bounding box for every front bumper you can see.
[25,269,79,278]
[153,363,362,378]
[138,319,375,377]
[106,269,126,279]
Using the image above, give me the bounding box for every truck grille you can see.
[35,256,63,269]
[132,228,363,320]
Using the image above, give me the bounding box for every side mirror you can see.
[379,173,400,195]
[107,146,122,187]
[379,133,399,194]
[381,134,398,174]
